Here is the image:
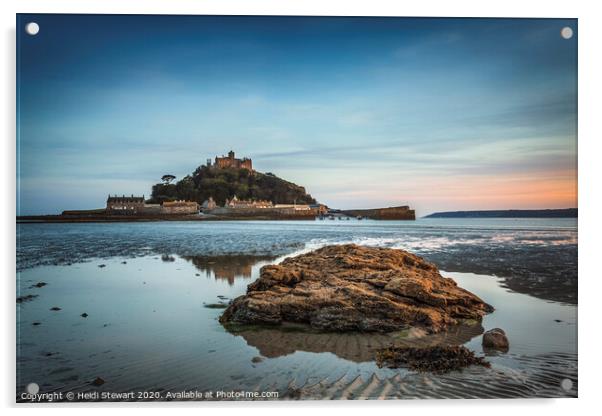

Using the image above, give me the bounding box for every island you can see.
[17,150,416,223]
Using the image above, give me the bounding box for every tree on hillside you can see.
[150,165,316,206]
[161,174,176,184]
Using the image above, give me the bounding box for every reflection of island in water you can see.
[182,255,276,285]
[224,322,484,363]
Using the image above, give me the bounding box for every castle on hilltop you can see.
[208,150,253,171]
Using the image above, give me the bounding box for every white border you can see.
[3,0,601,414]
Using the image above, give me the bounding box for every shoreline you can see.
[16,219,577,305]
[16,214,318,223]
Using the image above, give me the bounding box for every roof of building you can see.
[107,195,144,203]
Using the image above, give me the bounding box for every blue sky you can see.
[17,15,577,215]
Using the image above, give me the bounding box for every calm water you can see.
[16,219,578,400]
[17,219,577,271]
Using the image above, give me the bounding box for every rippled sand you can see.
[283,352,577,399]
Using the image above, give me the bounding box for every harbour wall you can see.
[207,207,316,219]
[341,206,415,220]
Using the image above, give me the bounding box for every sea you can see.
[16,218,578,400]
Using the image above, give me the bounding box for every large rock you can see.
[482,328,509,351]
[220,244,493,333]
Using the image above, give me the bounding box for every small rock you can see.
[98,264,106,268]
[121,261,127,264]
[554,319,563,323]
[17,294,38,303]
[50,306,62,311]
[81,313,88,318]
[251,356,264,363]
[286,388,302,400]
[91,377,105,386]
[375,345,490,373]
[32,322,41,326]
[482,328,509,351]
[31,282,47,288]
[204,303,228,309]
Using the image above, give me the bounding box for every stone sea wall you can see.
[207,207,317,219]
[342,206,416,220]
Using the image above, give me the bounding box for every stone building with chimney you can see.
[106,195,145,214]
[106,195,199,215]
[201,197,217,211]
[225,195,273,209]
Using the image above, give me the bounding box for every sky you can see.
[16,15,577,216]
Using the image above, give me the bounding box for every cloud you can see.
[17,15,577,215]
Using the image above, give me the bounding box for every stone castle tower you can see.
[213,150,252,170]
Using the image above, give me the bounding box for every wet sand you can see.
[16,219,577,304]
[17,251,577,401]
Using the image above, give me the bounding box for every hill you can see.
[149,165,316,206]
[424,208,577,219]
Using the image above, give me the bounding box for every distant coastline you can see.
[423,208,577,219]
